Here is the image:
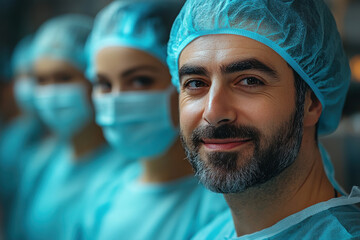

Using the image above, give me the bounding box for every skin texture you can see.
[95,47,192,183]
[34,58,105,160]
[178,34,335,236]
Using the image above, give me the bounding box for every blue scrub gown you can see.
[6,136,135,240]
[78,174,229,240]
[0,115,44,224]
[0,115,43,196]
[192,186,360,240]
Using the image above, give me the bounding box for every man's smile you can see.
[201,138,252,151]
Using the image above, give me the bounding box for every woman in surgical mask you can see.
[78,1,228,239]
[6,14,133,240]
[0,35,45,228]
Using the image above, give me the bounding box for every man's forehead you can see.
[178,34,289,79]
[179,34,287,69]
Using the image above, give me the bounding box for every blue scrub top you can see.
[0,115,44,222]
[192,186,360,240]
[78,174,229,240]
[6,136,135,240]
[0,115,44,195]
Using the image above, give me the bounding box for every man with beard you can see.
[167,0,360,239]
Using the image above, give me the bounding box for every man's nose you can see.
[203,84,236,126]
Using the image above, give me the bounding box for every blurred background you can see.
[0,0,359,192]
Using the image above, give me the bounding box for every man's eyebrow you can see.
[221,58,278,78]
[178,64,209,80]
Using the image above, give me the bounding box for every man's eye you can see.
[184,80,207,89]
[238,77,263,86]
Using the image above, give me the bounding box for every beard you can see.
[180,107,304,194]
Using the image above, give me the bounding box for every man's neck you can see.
[225,137,335,237]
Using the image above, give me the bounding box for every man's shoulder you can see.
[192,188,360,240]
[326,187,360,237]
[192,208,236,240]
[326,204,360,236]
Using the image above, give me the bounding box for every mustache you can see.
[190,124,261,149]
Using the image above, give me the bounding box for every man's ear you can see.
[303,90,322,127]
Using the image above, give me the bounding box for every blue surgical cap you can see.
[167,0,351,136]
[11,35,34,76]
[86,0,183,81]
[32,14,93,71]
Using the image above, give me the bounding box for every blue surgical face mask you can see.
[34,83,93,139]
[92,86,179,159]
[13,77,37,113]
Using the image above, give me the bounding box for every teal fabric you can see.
[32,14,92,71]
[33,83,93,139]
[6,137,66,240]
[78,174,228,240]
[6,138,133,240]
[92,86,179,159]
[192,187,360,240]
[11,35,34,75]
[0,115,44,227]
[85,0,183,81]
[167,0,351,136]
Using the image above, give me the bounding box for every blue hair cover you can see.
[167,0,351,136]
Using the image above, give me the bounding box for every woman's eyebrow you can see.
[121,65,158,78]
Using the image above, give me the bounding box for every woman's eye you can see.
[131,76,154,88]
[56,74,73,82]
[36,76,47,85]
[184,80,207,89]
[238,77,263,86]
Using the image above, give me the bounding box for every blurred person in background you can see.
[6,14,133,240]
[0,36,46,228]
[77,1,228,239]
